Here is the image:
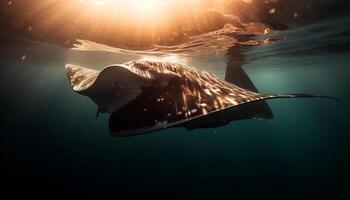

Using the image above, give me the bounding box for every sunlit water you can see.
[1,17,350,199]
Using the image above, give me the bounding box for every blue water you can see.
[1,17,350,199]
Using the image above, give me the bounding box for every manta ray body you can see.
[65,59,334,136]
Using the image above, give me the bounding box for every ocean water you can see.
[1,17,350,199]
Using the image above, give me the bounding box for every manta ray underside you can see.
[65,59,336,137]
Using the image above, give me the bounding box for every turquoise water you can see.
[1,18,350,199]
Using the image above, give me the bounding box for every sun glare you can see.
[73,0,202,43]
[26,0,243,46]
[80,0,172,12]
[131,0,169,12]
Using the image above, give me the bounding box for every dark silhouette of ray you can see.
[65,60,337,136]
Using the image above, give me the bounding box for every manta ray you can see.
[65,59,337,137]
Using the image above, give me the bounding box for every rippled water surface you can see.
[1,15,350,199]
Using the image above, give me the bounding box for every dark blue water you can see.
[1,17,350,199]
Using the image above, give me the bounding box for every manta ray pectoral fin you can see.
[65,64,100,92]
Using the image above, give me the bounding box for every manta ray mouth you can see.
[65,60,339,136]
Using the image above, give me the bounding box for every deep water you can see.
[1,18,350,199]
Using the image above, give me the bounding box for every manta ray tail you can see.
[183,93,339,131]
[267,94,341,102]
